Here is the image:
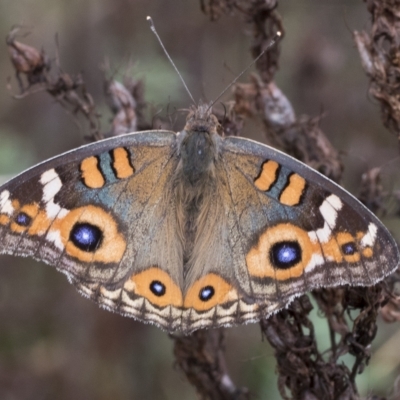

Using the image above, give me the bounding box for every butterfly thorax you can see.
[175,105,221,193]
[179,105,220,185]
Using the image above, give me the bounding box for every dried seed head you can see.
[7,39,46,74]
[105,79,136,113]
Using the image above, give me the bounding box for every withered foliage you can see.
[264,286,390,400]
[233,75,343,181]
[173,330,249,400]
[5,1,400,399]
[6,28,148,142]
[354,0,400,142]
[358,167,386,216]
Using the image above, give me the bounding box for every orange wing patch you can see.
[279,173,306,206]
[126,267,183,308]
[362,247,373,258]
[184,274,238,311]
[52,205,126,263]
[246,222,373,281]
[112,147,135,179]
[0,214,9,225]
[80,156,105,188]
[10,202,39,233]
[254,160,279,191]
[246,223,319,280]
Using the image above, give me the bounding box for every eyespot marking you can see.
[15,212,32,227]
[342,242,357,255]
[69,223,103,252]
[150,280,166,297]
[184,274,237,311]
[111,147,135,179]
[247,223,319,280]
[199,286,215,302]
[270,241,302,269]
[332,232,360,263]
[279,173,306,206]
[254,160,280,191]
[127,267,182,307]
[49,205,126,263]
[8,202,39,233]
[247,220,377,281]
[80,156,105,189]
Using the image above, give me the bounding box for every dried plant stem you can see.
[354,0,400,142]
[173,330,250,400]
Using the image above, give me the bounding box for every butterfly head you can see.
[183,103,221,136]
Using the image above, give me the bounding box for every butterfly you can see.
[0,104,398,334]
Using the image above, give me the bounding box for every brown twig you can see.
[173,330,250,400]
[6,28,149,142]
[6,27,103,141]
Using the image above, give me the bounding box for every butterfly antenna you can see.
[147,16,196,105]
[207,31,282,112]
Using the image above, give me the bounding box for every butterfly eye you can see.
[69,223,103,252]
[15,212,32,227]
[199,285,215,302]
[341,242,357,255]
[270,241,302,269]
[149,280,166,297]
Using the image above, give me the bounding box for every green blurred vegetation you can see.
[0,128,35,181]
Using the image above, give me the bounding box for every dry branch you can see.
[354,0,400,143]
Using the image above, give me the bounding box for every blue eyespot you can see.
[150,280,166,297]
[342,242,357,255]
[70,223,102,252]
[270,241,302,269]
[15,212,31,227]
[199,286,215,302]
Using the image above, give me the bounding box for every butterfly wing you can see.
[179,136,399,332]
[1,129,399,334]
[0,131,187,332]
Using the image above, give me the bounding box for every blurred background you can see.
[0,0,399,399]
